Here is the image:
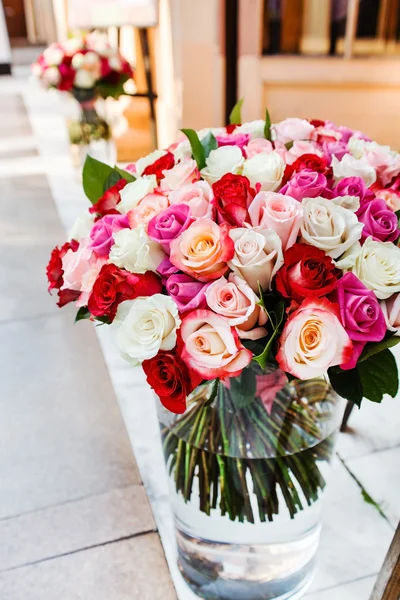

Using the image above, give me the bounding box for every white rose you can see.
[112,295,181,365]
[331,195,360,212]
[228,227,283,292]
[272,118,315,144]
[117,175,157,213]
[109,226,164,273]
[301,196,364,259]
[172,139,192,162]
[161,158,198,190]
[334,241,361,270]
[43,46,64,66]
[71,53,85,69]
[235,120,266,139]
[74,70,96,89]
[350,237,400,300]
[43,67,61,86]
[201,146,244,184]
[331,154,377,187]
[68,212,95,242]
[109,57,122,71]
[135,150,168,176]
[242,151,285,191]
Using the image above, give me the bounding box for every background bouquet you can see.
[47,102,400,410]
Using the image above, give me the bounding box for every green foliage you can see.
[358,336,400,363]
[75,307,91,322]
[254,288,285,369]
[204,378,220,407]
[82,155,135,204]
[264,108,272,141]
[201,131,218,159]
[181,128,207,170]
[229,98,244,125]
[229,367,257,410]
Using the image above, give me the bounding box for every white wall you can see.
[0,4,11,65]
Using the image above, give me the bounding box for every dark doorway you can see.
[2,0,27,40]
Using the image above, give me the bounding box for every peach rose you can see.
[128,193,169,229]
[168,181,214,219]
[248,192,303,250]
[180,309,253,379]
[276,297,353,379]
[160,158,199,191]
[375,189,400,212]
[169,219,234,281]
[205,273,268,340]
[228,227,283,292]
[273,118,315,144]
[381,294,400,336]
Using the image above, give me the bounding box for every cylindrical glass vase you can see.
[158,363,344,600]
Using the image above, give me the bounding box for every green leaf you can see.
[254,294,285,369]
[396,209,400,228]
[229,367,257,410]
[285,141,294,150]
[229,98,244,125]
[200,132,218,160]
[103,169,123,192]
[75,307,91,323]
[181,128,206,170]
[358,349,398,403]
[264,108,272,141]
[358,336,400,363]
[328,367,363,406]
[114,166,135,183]
[204,378,219,407]
[82,155,114,204]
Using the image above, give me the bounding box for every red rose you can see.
[88,264,162,320]
[275,243,339,304]
[225,124,238,134]
[89,179,128,217]
[309,119,325,128]
[292,154,328,174]
[143,151,175,181]
[57,289,81,308]
[142,351,202,414]
[46,240,78,292]
[212,173,254,226]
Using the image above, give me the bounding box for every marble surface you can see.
[7,70,399,599]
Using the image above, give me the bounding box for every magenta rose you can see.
[280,169,327,201]
[89,214,129,257]
[322,141,349,161]
[166,274,210,312]
[148,204,192,252]
[333,177,373,203]
[357,197,400,243]
[333,272,386,370]
[216,132,250,153]
[157,257,179,278]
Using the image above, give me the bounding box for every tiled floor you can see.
[0,70,399,600]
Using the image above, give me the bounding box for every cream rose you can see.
[68,212,95,242]
[200,146,244,185]
[228,227,283,292]
[161,158,198,191]
[112,295,181,365]
[276,298,353,379]
[128,193,169,229]
[242,151,285,191]
[350,237,400,300]
[235,119,266,139]
[301,196,364,259]
[381,294,400,336]
[117,176,157,214]
[248,192,303,250]
[273,118,315,144]
[332,154,377,187]
[109,226,165,273]
[205,273,268,340]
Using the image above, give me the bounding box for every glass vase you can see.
[68,87,115,167]
[157,363,344,600]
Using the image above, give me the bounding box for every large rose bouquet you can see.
[47,104,400,412]
[32,31,133,97]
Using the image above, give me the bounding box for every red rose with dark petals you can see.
[143,350,202,414]
[57,289,81,308]
[89,179,128,217]
[88,264,162,320]
[143,152,175,181]
[226,124,238,134]
[212,173,254,226]
[275,243,340,304]
[309,119,325,128]
[292,154,328,174]
[46,240,78,292]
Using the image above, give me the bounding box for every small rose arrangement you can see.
[46,104,400,413]
[32,31,133,98]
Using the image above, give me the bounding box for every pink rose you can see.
[333,177,373,203]
[357,197,400,243]
[61,238,105,306]
[179,309,253,379]
[276,297,353,379]
[205,273,267,340]
[127,193,169,229]
[168,181,213,219]
[322,141,349,161]
[280,169,327,202]
[170,219,234,281]
[157,256,179,278]
[89,214,129,257]
[333,272,386,370]
[216,132,250,153]
[289,140,323,159]
[256,369,288,414]
[381,294,400,336]
[244,138,273,159]
[160,158,199,191]
[147,204,192,252]
[248,191,303,250]
[273,118,315,144]
[166,274,210,312]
